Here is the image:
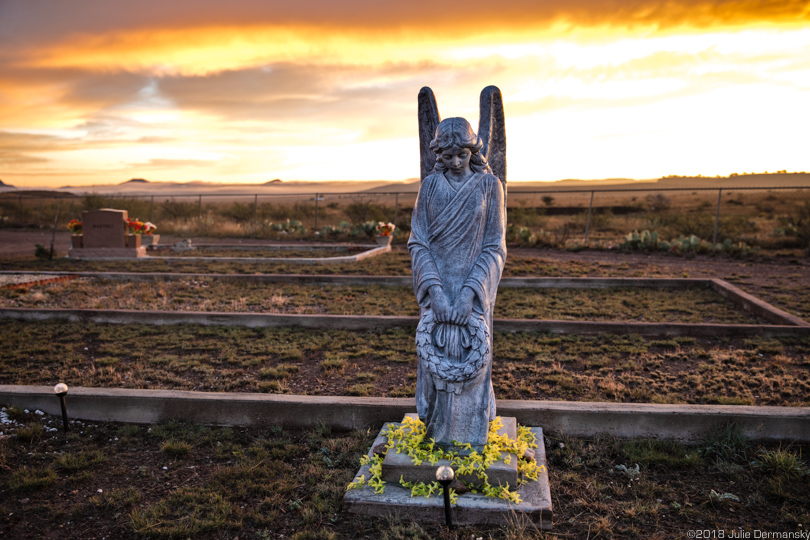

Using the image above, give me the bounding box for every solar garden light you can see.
[53,383,70,433]
[436,465,455,530]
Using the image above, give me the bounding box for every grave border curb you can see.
[1,385,807,443]
[65,244,391,264]
[1,307,807,338]
[1,273,804,328]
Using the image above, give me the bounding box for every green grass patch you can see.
[131,487,238,537]
[54,450,107,472]
[8,466,57,491]
[1,411,808,538]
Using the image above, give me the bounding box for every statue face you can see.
[440,146,472,177]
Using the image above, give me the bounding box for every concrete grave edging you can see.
[66,244,390,263]
[1,307,808,338]
[1,385,807,443]
[1,273,805,328]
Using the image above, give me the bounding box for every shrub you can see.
[779,201,810,249]
[161,198,197,220]
[344,202,388,224]
[645,193,672,212]
[700,423,748,463]
[219,202,255,223]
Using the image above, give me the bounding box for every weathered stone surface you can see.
[410,89,508,450]
[345,426,551,528]
[140,234,160,247]
[82,209,127,248]
[68,247,146,258]
[381,414,517,488]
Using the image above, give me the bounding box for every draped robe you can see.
[408,170,506,450]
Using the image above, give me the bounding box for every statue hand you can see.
[429,285,451,323]
[450,287,475,326]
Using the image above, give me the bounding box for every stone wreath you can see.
[416,309,490,384]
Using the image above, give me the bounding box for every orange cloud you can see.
[5,1,808,76]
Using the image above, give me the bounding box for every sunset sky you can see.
[1,0,808,188]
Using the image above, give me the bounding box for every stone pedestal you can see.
[68,208,147,258]
[68,247,146,259]
[344,420,552,528]
[125,234,141,248]
[375,235,393,246]
[381,414,518,488]
[140,234,160,247]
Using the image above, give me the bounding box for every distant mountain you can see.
[361,179,420,193]
[509,172,810,192]
[27,171,810,196]
[0,179,15,190]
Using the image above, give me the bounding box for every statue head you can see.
[429,117,490,174]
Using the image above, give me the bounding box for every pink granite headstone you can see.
[82,209,127,248]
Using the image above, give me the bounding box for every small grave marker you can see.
[82,209,126,248]
[68,209,146,258]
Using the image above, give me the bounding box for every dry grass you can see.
[1,321,807,406]
[0,409,807,538]
[0,277,760,323]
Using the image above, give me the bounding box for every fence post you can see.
[149,196,154,223]
[254,194,258,227]
[18,194,23,222]
[314,193,319,231]
[69,197,75,219]
[38,197,43,227]
[584,190,595,244]
[198,195,202,230]
[394,192,399,228]
[713,188,723,248]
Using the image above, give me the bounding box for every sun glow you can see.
[1,1,808,188]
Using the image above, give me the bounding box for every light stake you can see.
[436,465,455,530]
[53,383,70,433]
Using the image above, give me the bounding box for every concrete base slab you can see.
[69,247,146,258]
[1,386,808,443]
[345,426,552,528]
[63,245,390,263]
[381,414,518,488]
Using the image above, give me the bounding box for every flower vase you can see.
[126,234,141,248]
[375,235,392,246]
[71,235,83,249]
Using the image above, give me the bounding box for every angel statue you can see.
[408,86,507,452]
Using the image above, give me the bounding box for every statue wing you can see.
[418,87,441,182]
[478,86,507,206]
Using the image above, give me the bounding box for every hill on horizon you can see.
[7,171,806,195]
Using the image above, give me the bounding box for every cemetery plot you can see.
[1,249,807,323]
[0,249,416,275]
[1,409,806,539]
[0,277,764,323]
[151,246,364,258]
[1,322,807,406]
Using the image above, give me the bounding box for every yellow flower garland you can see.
[347,416,545,504]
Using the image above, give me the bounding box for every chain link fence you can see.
[1,186,809,252]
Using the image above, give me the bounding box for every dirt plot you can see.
[0,277,762,323]
[0,408,807,539]
[2,239,809,316]
[1,322,808,406]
